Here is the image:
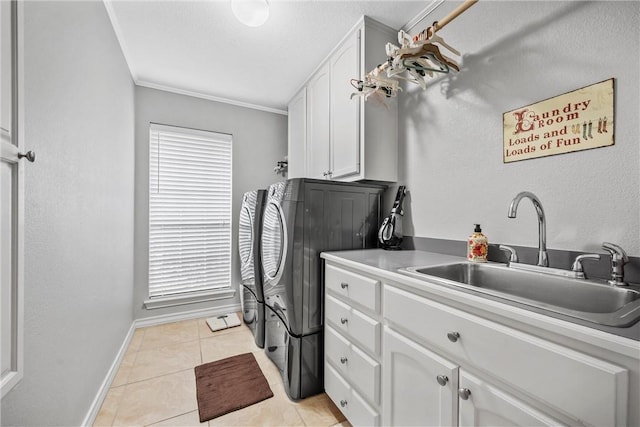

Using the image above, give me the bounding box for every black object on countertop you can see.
[378,185,407,250]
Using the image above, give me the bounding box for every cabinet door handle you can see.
[340,317,348,325]
[447,332,460,342]
[436,375,448,386]
[18,150,36,163]
[340,357,348,364]
[458,388,471,400]
[340,399,348,407]
[340,282,349,289]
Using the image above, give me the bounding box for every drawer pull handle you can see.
[458,388,471,400]
[340,317,348,325]
[436,375,448,386]
[340,282,349,289]
[340,357,348,364]
[340,399,348,407]
[447,332,460,342]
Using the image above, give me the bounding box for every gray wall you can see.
[1,2,135,426]
[134,86,287,319]
[396,1,640,257]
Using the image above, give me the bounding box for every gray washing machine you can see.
[260,178,384,400]
[239,189,267,348]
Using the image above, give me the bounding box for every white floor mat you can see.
[206,312,242,332]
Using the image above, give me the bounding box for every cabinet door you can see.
[383,327,458,427]
[458,371,561,427]
[329,28,360,180]
[287,87,306,178]
[306,62,330,179]
[1,0,24,398]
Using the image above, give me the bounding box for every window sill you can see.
[143,288,236,310]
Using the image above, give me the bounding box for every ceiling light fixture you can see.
[231,0,270,27]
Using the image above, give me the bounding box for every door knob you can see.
[436,375,448,386]
[18,150,36,163]
[458,388,471,400]
[447,332,460,342]
[340,357,348,364]
[340,317,348,325]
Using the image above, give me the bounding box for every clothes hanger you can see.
[355,0,477,102]
[404,54,450,74]
[402,27,460,59]
[417,43,460,72]
[351,65,402,100]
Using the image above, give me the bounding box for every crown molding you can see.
[102,0,287,116]
[403,0,446,32]
[136,81,288,115]
[103,0,138,81]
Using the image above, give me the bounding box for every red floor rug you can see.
[194,352,274,422]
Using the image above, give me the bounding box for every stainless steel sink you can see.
[400,262,640,327]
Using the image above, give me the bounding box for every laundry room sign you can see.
[503,78,614,163]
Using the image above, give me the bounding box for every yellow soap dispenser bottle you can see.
[468,224,488,263]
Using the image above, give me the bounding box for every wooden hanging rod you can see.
[414,0,478,41]
[435,0,478,32]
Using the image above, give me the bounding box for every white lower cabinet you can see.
[323,259,632,427]
[384,285,627,427]
[325,363,380,426]
[383,327,561,427]
[458,371,560,427]
[383,327,458,426]
[325,264,382,425]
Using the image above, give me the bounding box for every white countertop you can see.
[321,249,640,356]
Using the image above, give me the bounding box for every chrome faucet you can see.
[602,242,629,286]
[507,191,548,267]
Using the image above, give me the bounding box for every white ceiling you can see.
[104,0,434,114]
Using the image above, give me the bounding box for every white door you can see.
[330,28,360,180]
[1,0,26,397]
[458,371,561,427]
[306,63,330,179]
[287,87,306,179]
[383,327,459,427]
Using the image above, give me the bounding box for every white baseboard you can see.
[135,302,241,328]
[82,302,242,426]
[81,322,136,427]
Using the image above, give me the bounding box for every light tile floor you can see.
[93,315,351,427]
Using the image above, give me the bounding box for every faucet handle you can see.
[602,242,629,263]
[571,254,600,279]
[499,245,519,264]
[602,242,629,286]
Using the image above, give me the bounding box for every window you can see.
[148,124,232,301]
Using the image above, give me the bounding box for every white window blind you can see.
[149,124,232,298]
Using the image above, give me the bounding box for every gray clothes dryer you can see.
[260,178,384,400]
[239,189,267,348]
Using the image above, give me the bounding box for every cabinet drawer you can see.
[325,363,380,427]
[326,294,381,355]
[325,325,380,404]
[326,264,380,313]
[384,285,628,427]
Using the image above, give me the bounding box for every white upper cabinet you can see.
[287,16,398,182]
[287,87,306,179]
[306,62,331,179]
[329,28,360,180]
